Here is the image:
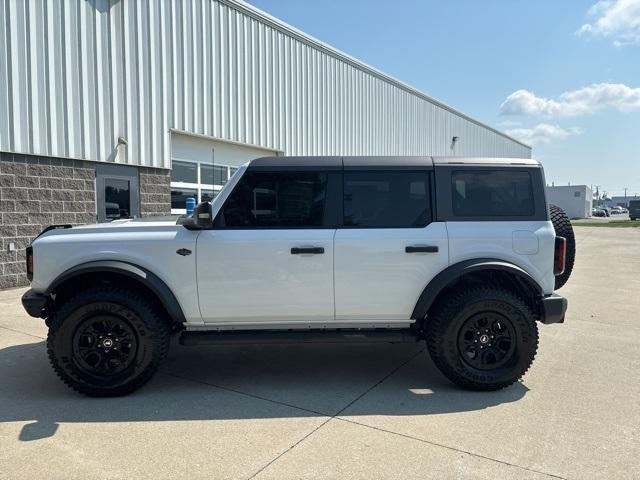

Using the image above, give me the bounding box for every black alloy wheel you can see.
[72,315,138,377]
[457,312,516,370]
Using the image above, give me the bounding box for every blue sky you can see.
[247,0,640,198]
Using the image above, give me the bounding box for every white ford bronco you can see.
[22,156,573,397]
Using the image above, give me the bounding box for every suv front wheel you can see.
[47,286,171,396]
[426,287,538,391]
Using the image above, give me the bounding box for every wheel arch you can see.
[46,260,186,326]
[411,258,544,322]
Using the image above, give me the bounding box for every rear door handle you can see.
[405,245,439,253]
[291,247,325,255]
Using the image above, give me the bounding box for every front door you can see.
[334,169,449,324]
[197,169,337,327]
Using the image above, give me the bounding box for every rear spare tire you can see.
[549,204,575,290]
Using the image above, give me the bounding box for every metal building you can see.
[0,0,530,287]
[546,185,593,219]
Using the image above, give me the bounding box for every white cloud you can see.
[576,0,640,45]
[496,120,522,128]
[499,83,640,117]
[504,123,583,145]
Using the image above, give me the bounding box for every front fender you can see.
[47,260,187,324]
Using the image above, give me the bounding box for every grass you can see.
[572,220,640,228]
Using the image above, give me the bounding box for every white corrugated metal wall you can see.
[0,0,531,169]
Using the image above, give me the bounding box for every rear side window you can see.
[220,171,327,228]
[343,171,431,228]
[452,170,534,217]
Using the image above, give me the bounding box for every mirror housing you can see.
[181,201,213,230]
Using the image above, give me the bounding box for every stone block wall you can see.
[139,168,171,217]
[0,153,171,289]
[0,152,97,289]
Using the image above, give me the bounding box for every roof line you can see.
[222,0,531,150]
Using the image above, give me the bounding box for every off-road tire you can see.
[425,287,538,391]
[549,204,575,290]
[47,286,171,397]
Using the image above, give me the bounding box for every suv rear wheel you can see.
[426,287,538,391]
[47,286,171,396]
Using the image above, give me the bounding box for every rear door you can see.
[334,162,449,325]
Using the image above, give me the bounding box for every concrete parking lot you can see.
[1,227,639,480]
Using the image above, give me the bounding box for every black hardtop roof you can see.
[247,156,540,170]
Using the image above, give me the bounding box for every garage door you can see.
[170,132,277,214]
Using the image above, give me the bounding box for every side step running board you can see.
[180,329,421,346]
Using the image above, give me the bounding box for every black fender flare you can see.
[411,258,544,320]
[47,260,186,324]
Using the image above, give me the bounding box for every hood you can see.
[35,216,185,240]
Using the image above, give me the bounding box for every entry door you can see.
[96,164,140,222]
[197,170,337,326]
[334,170,449,323]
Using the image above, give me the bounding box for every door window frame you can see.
[213,169,342,229]
[340,169,434,229]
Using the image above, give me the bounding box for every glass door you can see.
[96,164,140,222]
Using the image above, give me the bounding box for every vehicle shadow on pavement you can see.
[0,340,528,441]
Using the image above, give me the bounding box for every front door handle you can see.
[405,245,439,253]
[291,247,325,255]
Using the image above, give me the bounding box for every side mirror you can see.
[181,202,213,230]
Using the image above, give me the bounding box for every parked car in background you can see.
[592,208,607,217]
[629,200,640,221]
[610,206,625,215]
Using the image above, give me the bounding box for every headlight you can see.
[26,246,33,281]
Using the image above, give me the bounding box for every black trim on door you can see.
[291,247,325,254]
[405,245,439,253]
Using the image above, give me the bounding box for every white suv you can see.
[22,156,571,396]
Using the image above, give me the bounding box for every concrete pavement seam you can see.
[0,324,46,341]
[246,347,427,479]
[335,417,567,480]
[159,370,329,417]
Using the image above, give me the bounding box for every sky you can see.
[246,0,640,198]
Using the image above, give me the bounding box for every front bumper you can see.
[540,293,567,324]
[21,289,48,318]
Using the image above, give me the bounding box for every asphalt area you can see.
[0,227,638,479]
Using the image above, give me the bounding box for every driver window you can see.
[220,171,327,228]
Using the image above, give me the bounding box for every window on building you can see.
[171,187,198,210]
[170,159,238,214]
[172,161,198,184]
[201,164,229,185]
[219,171,327,228]
[201,190,217,203]
[452,170,534,217]
[343,171,431,228]
[104,178,131,220]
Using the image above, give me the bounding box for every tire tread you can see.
[549,204,576,290]
[46,286,171,397]
[426,287,539,391]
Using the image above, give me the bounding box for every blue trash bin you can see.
[185,197,197,216]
